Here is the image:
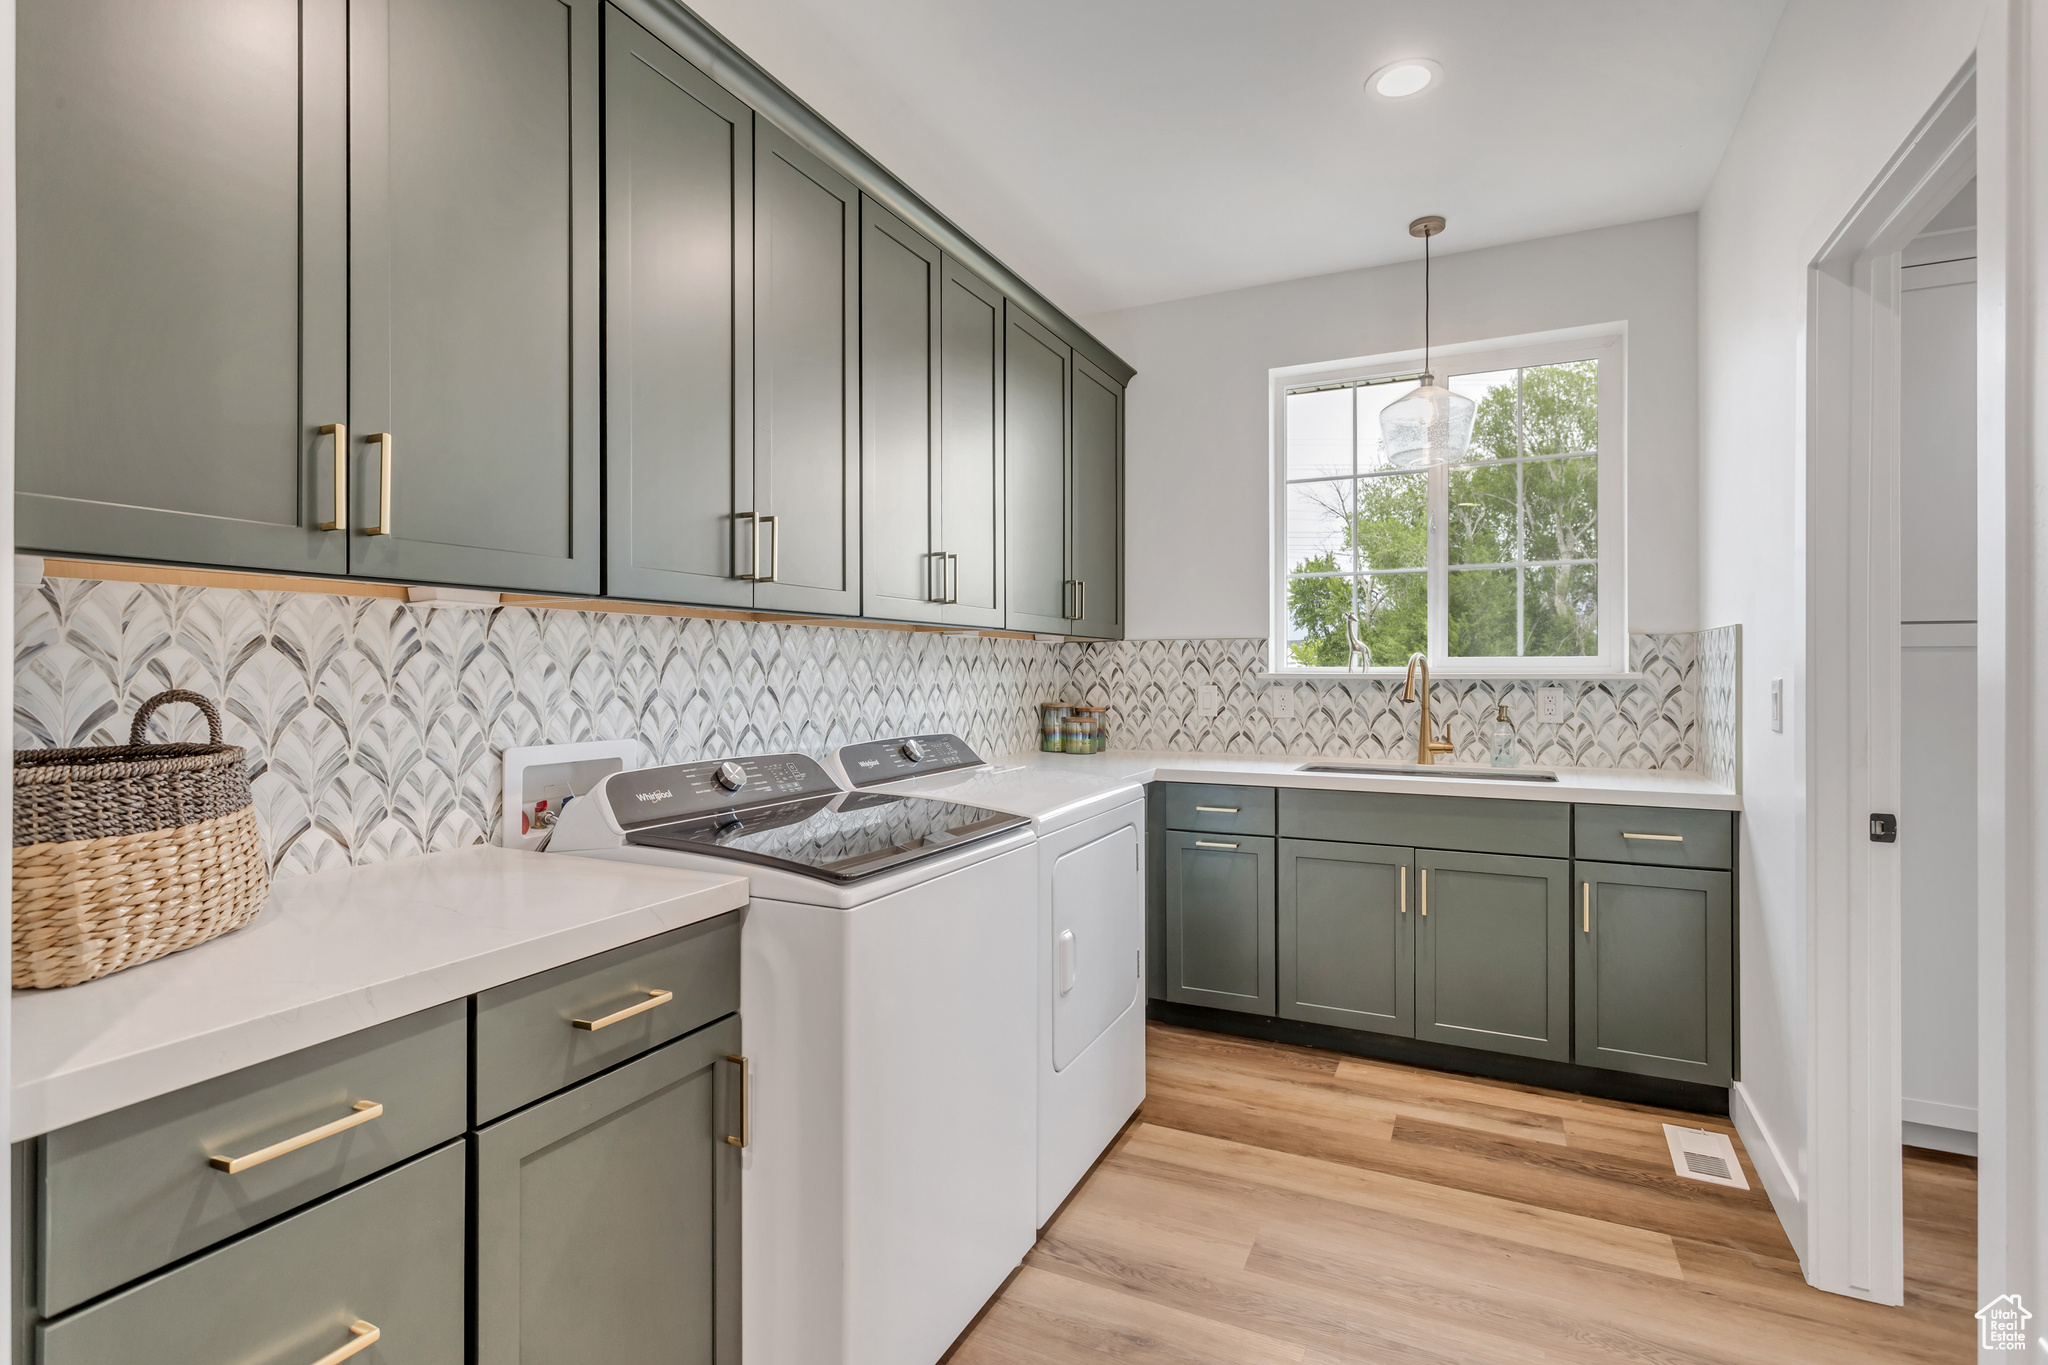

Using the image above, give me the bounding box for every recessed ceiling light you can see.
[1367,58,1442,101]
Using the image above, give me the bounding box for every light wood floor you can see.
[951,1024,1975,1364]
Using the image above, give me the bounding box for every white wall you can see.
[1694,0,1980,1270]
[1083,214,1700,641]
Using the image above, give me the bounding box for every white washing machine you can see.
[547,752,1038,1365]
[829,736,1148,1224]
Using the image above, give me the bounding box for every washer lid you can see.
[625,788,1028,884]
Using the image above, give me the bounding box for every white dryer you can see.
[547,751,1037,1365]
[830,736,1148,1224]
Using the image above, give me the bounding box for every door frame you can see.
[1800,63,1974,1306]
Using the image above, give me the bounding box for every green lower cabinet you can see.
[1415,850,1571,1062]
[39,1142,464,1365]
[1163,830,1276,1014]
[1278,839,1414,1036]
[1573,861,1733,1086]
[474,1017,741,1365]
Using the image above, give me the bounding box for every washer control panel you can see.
[605,753,837,830]
[837,733,983,787]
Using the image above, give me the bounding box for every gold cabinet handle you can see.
[317,423,347,532]
[361,433,393,536]
[209,1101,383,1174]
[310,1320,380,1365]
[1399,863,1408,914]
[761,514,780,582]
[1193,839,1238,850]
[1621,832,1684,842]
[1193,805,1239,814]
[1583,882,1592,932]
[725,1053,749,1148]
[572,988,673,1031]
[1420,867,1427,916]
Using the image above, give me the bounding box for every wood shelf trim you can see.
[32,559,1054,641]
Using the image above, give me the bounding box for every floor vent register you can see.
[1662,1124,1750,1190]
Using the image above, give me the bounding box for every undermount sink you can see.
[1296,762,1560,783]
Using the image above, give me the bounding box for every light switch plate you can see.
[1270,689,1298,721]
[1536,688,1567,724]
[1197,683,1222,718]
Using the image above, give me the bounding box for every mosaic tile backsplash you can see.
[14,575,1732,881]
[1059,634,1702,769]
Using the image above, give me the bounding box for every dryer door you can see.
[1051,819,1143,1071]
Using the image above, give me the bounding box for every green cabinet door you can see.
[752,123,860,616]
[937,258,1007,629]
[1415,850,1570,1061]
[1574,861,1733,1086]
[860,198,944,622]
[1278,839,1414,1036]
[1164,831,1276,1015]
[603,7,755,607]
[1004,307,1073,633]
[475,1016,741,1365]
[1068,355,1124,639]
[17,0,348,573]
[348,0,602,593]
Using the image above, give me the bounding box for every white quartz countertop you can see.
[11,845,749,1141]
[980,750,1742,811]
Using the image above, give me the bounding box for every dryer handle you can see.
[1057,929,1077,996]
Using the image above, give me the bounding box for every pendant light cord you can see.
[1423,229,1431,379]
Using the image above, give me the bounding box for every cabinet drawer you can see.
[1281,788,1568,858]
[40,1142,464,1365]
[1574,805,1734,869]
[474,912,741,1123]
[40,1000,466,1316]
[1161,783,1275,836]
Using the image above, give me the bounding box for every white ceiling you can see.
[684,0,1790,318]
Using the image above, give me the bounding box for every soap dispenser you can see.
[1486,703,1518,767]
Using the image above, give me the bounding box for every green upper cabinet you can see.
[752,123,860,616]
[937,259,1008,629]
[860,198,944,622]
[1415,849,1571,1062]
[16,0,349,573]
[1004,309,1073,633]
[347,0,602,593]
[1068,355,1125,638]
[603,7,755,607]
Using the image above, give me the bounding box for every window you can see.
[1270,331,1623,676]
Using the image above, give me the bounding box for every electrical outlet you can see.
[1271,689,1298,721]
[1536,688,1567,724]
[1771,678,1785,733]
[1197,683,1222,718]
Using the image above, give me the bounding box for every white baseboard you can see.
[1902,1120,1977,1156]
[1732,1081,1806,1265]
[1901,1097,1976,1131]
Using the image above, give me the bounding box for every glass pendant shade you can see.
[1378,374,1475,469]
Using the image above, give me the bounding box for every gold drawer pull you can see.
[1399,864,1407,914]
[209,1101,383,1174]
[1193,839,1238,850]
[1621,832,1684,842]
[1583,882,1591,933]
[1420,867,1428,916]
[1193,805,1239,814]
[725,1054,749,1148]
[311,1320,380,1365]
[572,988,673,1031]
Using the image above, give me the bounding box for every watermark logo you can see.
[1979,1294,2032,1351]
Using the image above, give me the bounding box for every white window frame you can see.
[1267,324,1628,679]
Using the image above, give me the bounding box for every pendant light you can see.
[1378,215,1475,469]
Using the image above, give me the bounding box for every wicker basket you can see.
[13,690,270,989]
